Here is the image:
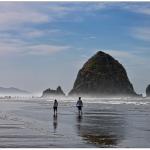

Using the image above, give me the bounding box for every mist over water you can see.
[1,95,149,106]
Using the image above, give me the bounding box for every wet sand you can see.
[0,98,149,147]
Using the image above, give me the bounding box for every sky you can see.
[0,2,150,95]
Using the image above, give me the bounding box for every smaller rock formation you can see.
[42,86,65,97]
[56,86,65,95]
[146,84,150,97]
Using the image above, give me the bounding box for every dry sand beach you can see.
[0,98,149,147]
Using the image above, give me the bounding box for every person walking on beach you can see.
[53,99,58,116]
[76,97,83,116]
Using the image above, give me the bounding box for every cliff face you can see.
[69,51,136,96]
[146,85,150,97]
[42,86,65,97]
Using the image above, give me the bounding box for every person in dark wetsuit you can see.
[53,99,58,116]
[76,97,83,116]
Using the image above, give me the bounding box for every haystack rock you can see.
[146,84,150,97]
[42,86,65,97]
[69,51,136,97]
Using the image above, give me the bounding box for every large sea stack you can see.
[69,51,136,97]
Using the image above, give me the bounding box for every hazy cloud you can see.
[0,37,70,56]
[131,27,150,41]
[120,2,150,16]
[26,44,70,55]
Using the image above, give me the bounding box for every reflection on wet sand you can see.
[76,109,125,147]
[83,134,118,146]
[76,115,83,131]
[53,115,58,133]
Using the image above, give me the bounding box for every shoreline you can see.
[0,99,148,147]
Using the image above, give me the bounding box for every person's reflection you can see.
[53,114,58,133]
[76,114,83,131]
[75,111,125,147]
